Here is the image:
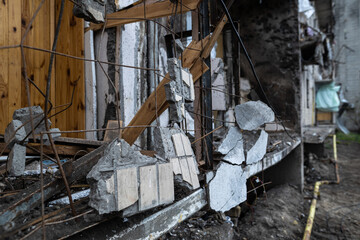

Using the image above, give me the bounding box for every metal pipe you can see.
[303,135,340,240]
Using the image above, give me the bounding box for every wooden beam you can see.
[88,0,202,31]
[121,38,210,145]
[122,14,228,145]
[0,143,108,226]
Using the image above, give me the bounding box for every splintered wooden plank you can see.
[55,0,85,138]
[0,0,9,134]
[187,157,200,189]
[122,39,210,145]
[117,168,138,211]
[172,133,186,157]
[139,165,158,211]
[158,163,174,205]
[170,157,181,175]
[89,0,202,31]
[8,0,22,120]
[179,158,191,186]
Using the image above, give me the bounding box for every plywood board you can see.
[158,163,174,205]
[117,168,138,211]
[55,0,85,138]
[89,0,202,31]
[139,165,158,211]
[0,0,9,134]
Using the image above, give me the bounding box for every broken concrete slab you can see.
[73,0,105,23]
[246,130,268,165]
[246,130,269,164]
[87,139,174,215]
[154,126,183,160]
[7,143,26,176]
[12,106,51,136]
[211,58,227,111]
[165,58,195,123]
[41,128,61,146]
[217,127,243,155]
[223,139,245,165]
[4,120,27,148]
[235,101,275,130]
[209,162,247,212]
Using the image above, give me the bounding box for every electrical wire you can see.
[218,0,294,139]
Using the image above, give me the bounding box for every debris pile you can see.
[4,106,61,176]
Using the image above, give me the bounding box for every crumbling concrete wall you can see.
[334,0,360,131]
[235,0,302,131]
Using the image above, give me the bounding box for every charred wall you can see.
[232,0,301,131]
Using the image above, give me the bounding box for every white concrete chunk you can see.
[179,158,192,185]
[235,101,275,130]
[187,157,200,189]
[170,157,182,175]
[117,168,138,211]
[180,133,193,156]
[223,138,245,165]
[246,130,269,164]
[7,143,26,176]
[139,165,158,211]
[4,120,27,148]
[209,163,247,212]
[172,133,186,157]
[218,127,243,155]
[158,163,175,205]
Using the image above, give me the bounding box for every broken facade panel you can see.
[0,0,341,238]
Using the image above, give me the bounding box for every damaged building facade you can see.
[0,0,340,239]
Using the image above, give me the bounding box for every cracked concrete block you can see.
[42,128,62,146]
[235,101,275,130]
[218,127,243,155]
[246,130,268,164]
[158,163,175,205]
[223,139,245,165]
[87,139,159,214]
[209,162,247,212]
[170,157,181,175]
[172,133,186,157]
[73,0,105,23]
[166,58,194,123]
[116,0,138,10]
[139,165,158,211]
[4,120,27,148]
[12,106,51,136]
[154,126,183,160]
[211,58,226,111]
[7,143,26,176]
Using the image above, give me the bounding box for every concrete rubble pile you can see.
[154,126,200,190]
[4,106,61,176]
[87,139,174,215]
[209,100,274,212]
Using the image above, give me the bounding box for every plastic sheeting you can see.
[316,82,340,112]
[299,0,315,18]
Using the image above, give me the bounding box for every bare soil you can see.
[162,139,360,240]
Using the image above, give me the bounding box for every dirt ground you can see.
[162,138,360,240]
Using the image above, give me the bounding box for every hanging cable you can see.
[218,0,294,139]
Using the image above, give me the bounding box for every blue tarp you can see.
[316,82,340,112]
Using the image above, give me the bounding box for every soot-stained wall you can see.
[233,0,302,131]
